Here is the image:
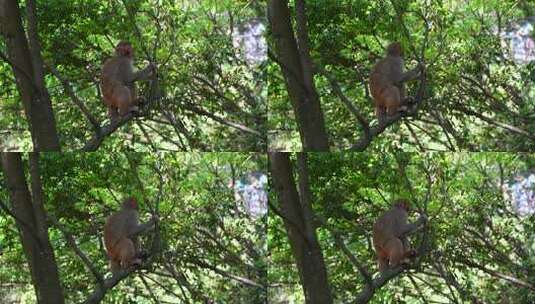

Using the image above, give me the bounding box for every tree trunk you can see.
[0,1,61,151]
[1,153,64,304]
[269,152,333,303]
[269,1,329,151]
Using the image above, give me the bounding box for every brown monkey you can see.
[103,197,156,274]
[100,41,155,120]
[369,42,423,124]
[372,199,427,272]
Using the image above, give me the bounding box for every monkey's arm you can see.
[400,214,427,236]
[398,67,420,84]
[397,63,424,85]
[130,63,156,83]
[129,217,157,238]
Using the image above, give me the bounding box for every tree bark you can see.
[0,1,61,151]
[269,152,333,303]
[269,1,329,151]
[1,153,64,304]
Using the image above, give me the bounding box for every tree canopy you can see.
[0,152,267,303]
[0,0,266,151]
[268,0,535,151]
[269,152,535,303]
[1,0,534,303]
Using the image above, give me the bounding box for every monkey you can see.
[372,199,427,272]
[369,42,423,124]
[100,41,156,121]
[103,197,156,274]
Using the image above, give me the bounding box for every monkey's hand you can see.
[417,214,428,226]
[146,214,159,226]
[417,62,425,73]
[148,62,157,75]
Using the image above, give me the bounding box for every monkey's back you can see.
[370,59,395,100]
[104,210,133,251]
[104,213,121,252]
[370,55,406,109]
[373,208,407,247]
[100,57,133,104]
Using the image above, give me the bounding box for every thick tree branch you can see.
[46,63,100,130]
[49,216,104,285]
[82,113,138,151]
[315,65,370,137]
[269,0,329,150]
[269,152,333,303]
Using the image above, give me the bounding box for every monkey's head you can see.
[122,197,138,210]
[386,42,402,57]
[393,199,410,212]
[115,41,133,58]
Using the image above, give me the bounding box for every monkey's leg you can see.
[375,106,387,125]
[132,237,140,255]
[103,92,119,121]
[129,85,146,111]
[108,106,119,122]
[131,237,149,259]
[378,258,389,272]
[384,238,404,268]
[398,85,416,106]
[114,86,138,116]
[117,238,142,269]
[401,236,416,258]
[383,87,402,117]
[110,259,121,275]
[398,83,406,101]
[373,239,388,272]
[377,253,389,272]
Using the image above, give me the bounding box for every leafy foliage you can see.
[269,153,535,303]
[0,153,267,303]
[0,1,266,151]
[268,0,535,151]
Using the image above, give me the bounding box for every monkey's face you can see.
[115,42,134,58]
[387,42,402,57]
[394,199,411,212]
[122,197,138,210]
